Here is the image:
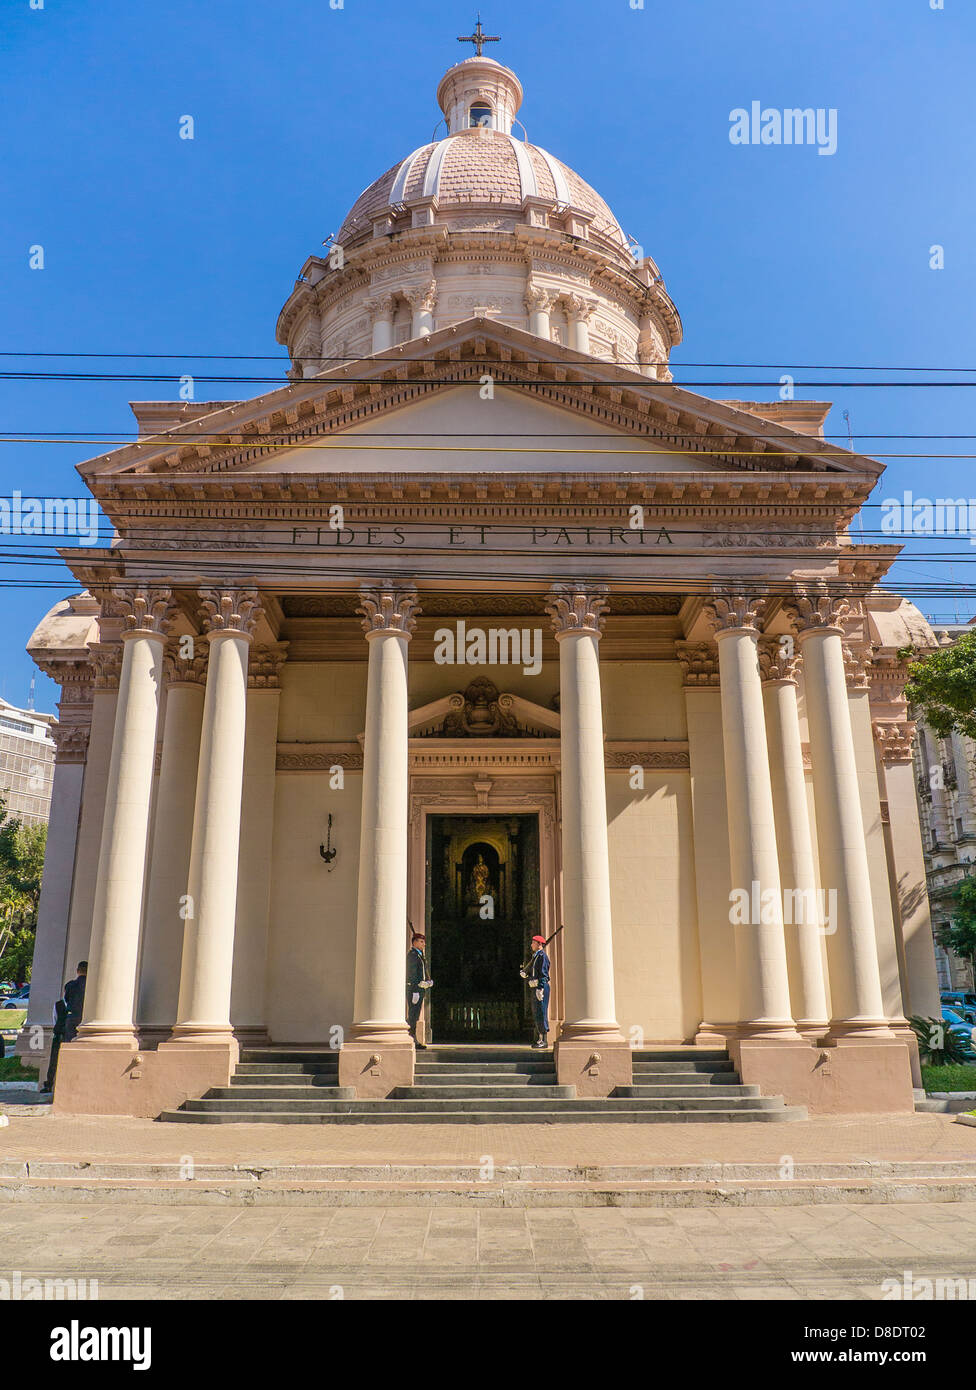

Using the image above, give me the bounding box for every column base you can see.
[14,1022,53,1074]
[338,1032,415,1098]
[554,1025,632,1097]
[730,1034,915,1115]
[53,1036,239,1117]
[232,1025,271,1047]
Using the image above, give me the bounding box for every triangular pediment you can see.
[79,319,882,494]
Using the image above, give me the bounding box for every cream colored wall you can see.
[607,773,701,1041]
[266,663,367,1039]
[277,661,367,741]
[266,769,362,1042]
[601,661,687,740]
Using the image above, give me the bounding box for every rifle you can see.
[520,924,564,975]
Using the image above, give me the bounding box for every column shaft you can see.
[715,622,796,1034]
[761,665,829,1030]
[80,587,174,1045]
[137,674,205,1033]
[172,630,252,1039]
[352,624,412,1032]
[800,623,889,1030]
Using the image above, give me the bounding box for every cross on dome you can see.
[457,16,500,57]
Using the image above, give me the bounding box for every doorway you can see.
[425,814,541,1042]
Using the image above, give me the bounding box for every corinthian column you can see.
[788,588,891,1036]
[705,593,797,1038]
[405,281,437,339]
[167,588,262,1045]
[77,586,176,1047]
[566,294,597,355]
[759,636,829,1032]
[137,644,208,1038]
[524,283,555,340]
[366,294,395,354]
[546,584,630,1095]
[339,583,420,1097]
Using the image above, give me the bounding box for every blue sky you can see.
[1,0,974,709]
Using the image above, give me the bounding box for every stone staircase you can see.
[160,1045,805,1124]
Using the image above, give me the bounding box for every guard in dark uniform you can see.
[62,960,87,1043]
[523,934,550,1049]
[406,932,432,1049]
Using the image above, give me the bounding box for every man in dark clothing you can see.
[406,933,432,1049]
[523,934,550,1048]
[62,961,87,1043]
[39,998,68,1096]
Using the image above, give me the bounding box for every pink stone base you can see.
[338,1040,415,1098]
[730,1036,916,1115]
[52,1038,239,1118]
[554,1037,633,1097]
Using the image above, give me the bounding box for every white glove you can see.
[411,992,420,1005]
[519,969,528,980]
[535,989,544,1003]
[420,979,433,989]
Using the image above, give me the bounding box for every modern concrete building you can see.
[0,694,56,827]
[912,621,976,993]
[19,51,943,1120]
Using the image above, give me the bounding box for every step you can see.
[631,1061,736,1074]
[392,1084,576,1100]
[413,1061,556,1074]
[212,1086,358,1101]
[230,1075,347,1088]
[181,1094,786,1115]
[235,1063,339,1076]
[239,1050,342,1065]
[629,1071,741,1085]
[631,1050,731,1061]
[614,1084,760,1099]
[161,1106,805,1125]
[410,1071,557,1085]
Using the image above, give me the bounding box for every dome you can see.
[276,51,680,379]
[337,131,629,257]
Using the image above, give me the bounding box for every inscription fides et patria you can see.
[279,523,831,551]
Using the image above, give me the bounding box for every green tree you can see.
[937,875,976,983]
[0,798,46,985]
[903,629,976,740]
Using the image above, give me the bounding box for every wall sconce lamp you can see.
[319,813,337,870]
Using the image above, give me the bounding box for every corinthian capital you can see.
[785,585,851,634]
[199,587,263,638]
[162,642,209,686]
[545,583,609,637]
[524,282,555,314]
[111,584,176,637]
[565,293,598,323]
[89,642,124,690]
[758,636,800,684]
[403,280,437,312]
[702,590,769,635]
[364,293,395,316]
[357,583,420,636]
[248,642,289,688]
[675,641,720,687]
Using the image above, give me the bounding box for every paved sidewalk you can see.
[2,1197,975,1299]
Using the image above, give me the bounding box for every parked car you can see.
[0,988,29,1010]
[941,990,976,1022]
[942,1006,976,1057]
